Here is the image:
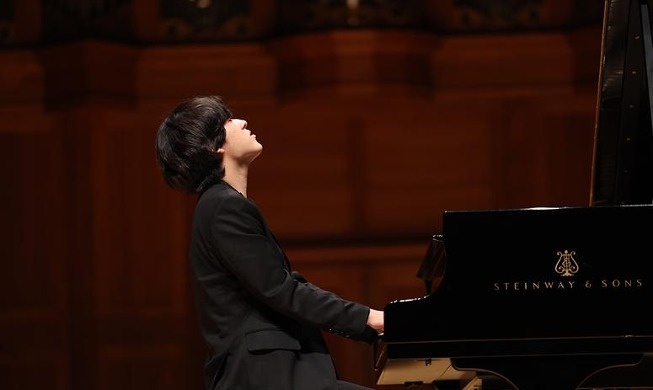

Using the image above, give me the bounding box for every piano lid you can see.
[591,0,653,206]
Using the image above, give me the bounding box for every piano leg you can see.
[450,354,643,390]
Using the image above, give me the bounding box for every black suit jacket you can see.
[189,181,376,390]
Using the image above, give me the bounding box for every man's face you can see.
[221,118,263,164]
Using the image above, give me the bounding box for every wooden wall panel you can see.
[97,345,189,390]
[0,132,66,310]
[90,109,189,315]
[0,353,68,390]
[0,126,69,389]
[361,99,497,235]
[136,45,278,100]
[86,107,202,389]
[0,20,605,390]
[246,103,356,238]
[491,90,596,208]
[270,31,435,95]
[542,111,596,205]
[430,33,591,89]
[39,42,139,108]
[0,51,44,104]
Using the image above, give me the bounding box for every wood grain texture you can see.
[0,19,603,390]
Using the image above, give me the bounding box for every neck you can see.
[222,165,249,198]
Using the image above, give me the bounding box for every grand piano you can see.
[375,1,653,389]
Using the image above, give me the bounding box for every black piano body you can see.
[377,205,653,389]
[377,0,653,387]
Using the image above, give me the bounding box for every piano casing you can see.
[376,0,653,389]
[378,206,653,389]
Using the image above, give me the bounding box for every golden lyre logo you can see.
[554,250,579,277]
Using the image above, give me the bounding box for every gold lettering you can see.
[602,278,645,288]
[490,277,645,291]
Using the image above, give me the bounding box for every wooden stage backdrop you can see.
[0,1,604,389]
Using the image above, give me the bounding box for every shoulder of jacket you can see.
[199,183,256,213]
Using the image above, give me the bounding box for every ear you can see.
[216,148,225,155]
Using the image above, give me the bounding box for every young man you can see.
[155,95,384,390]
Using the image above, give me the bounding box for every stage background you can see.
[0,1,605,388]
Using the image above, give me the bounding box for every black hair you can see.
[155,95,232,193]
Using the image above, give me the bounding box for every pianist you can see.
[155,95,384,390]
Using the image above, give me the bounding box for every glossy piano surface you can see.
[377,205,653,389]
[385,205,653,351]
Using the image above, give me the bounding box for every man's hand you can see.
[367,309,384,333]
